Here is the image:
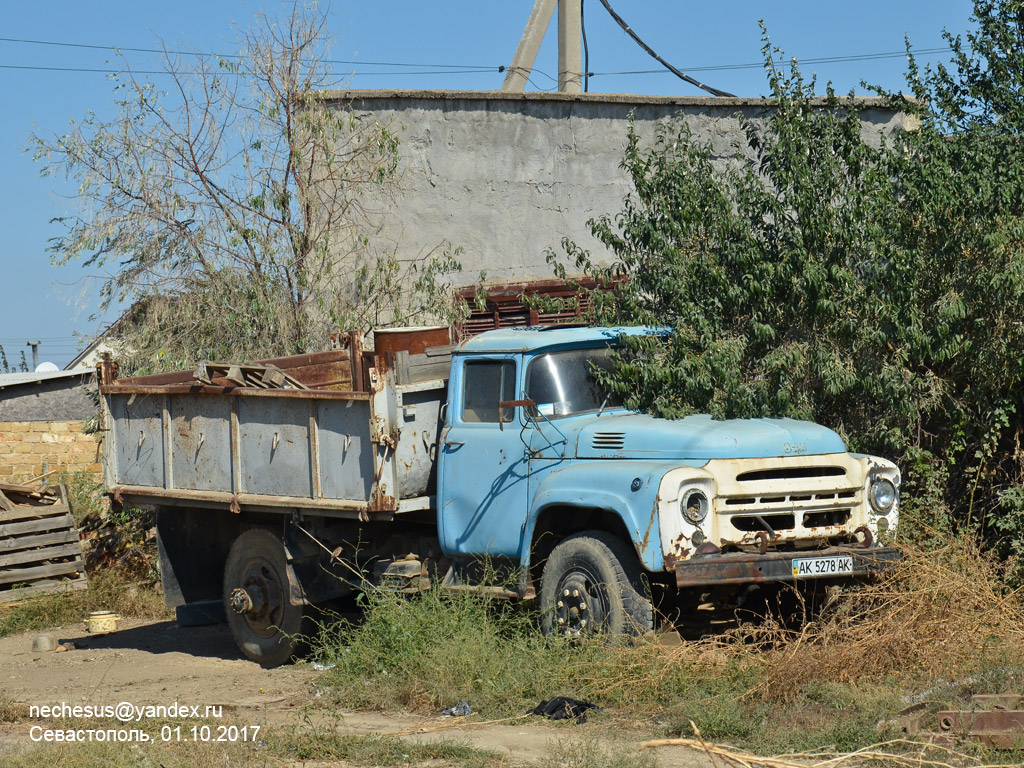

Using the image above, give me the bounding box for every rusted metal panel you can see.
[317,399,375,501]
[674,546,901,588]
[237,398,314,498]
[168,395,233,492]
[938,698,1024,749]
[394,384,444,498]
[104,338,446,514]
[101,383,369,400]
[454,277,617,339]
[108,349,351,388]
[368,365,400,513]
[375,326,451,356]
[111,485,378,518]
[109,394,166,488]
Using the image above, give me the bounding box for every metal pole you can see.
[26,340,39,370]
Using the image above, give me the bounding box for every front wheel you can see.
[223,529,306,667]
[539,531,654,637]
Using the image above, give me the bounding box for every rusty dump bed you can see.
[98,332,451,521]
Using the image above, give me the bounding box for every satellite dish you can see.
[35,362,59,373]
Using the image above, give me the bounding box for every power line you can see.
[593,47,955,76]
[0,35,498,70]
[595,0,734,97]
[0,63,499,77]
[1,33,955,82]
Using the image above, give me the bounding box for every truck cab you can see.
[438,326,900,635]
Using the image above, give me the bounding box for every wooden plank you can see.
[0,503,70,524]
[0,529,80,553]
[0,561,84,586]
[225,365,246,387]
[1,577,88,604]
[0,514,76,538]
[0,542,83,568]
[0,482,49,495]
[395,351,411,386]
[0,491,13,512]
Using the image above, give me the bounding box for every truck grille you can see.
[730,509,852,532]
[704,456,866,545]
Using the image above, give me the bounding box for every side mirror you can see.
[497,398,537,430]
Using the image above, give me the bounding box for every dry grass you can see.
[748,537,1024,701]
[641,726,1021,768]
[0,569,171,638]
[314,532,1024,753]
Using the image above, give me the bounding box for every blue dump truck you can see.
[98,326,900,666]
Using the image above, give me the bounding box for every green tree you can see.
[33,2,463,374]
[554,7,1024,541]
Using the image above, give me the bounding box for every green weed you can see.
[538,735,658,768]
[0,741,259,768]
[270,722,503,766]
[0,570,171,638]
[0,691,22,722]
[58,469,105,526]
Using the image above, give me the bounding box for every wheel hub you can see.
[231,558,284,637]
[229,587,264,615]
[554,571,606,636]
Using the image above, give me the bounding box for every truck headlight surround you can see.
[681,489,709,525]
[869,477,897,514]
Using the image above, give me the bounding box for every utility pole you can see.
[557,0,582,94]
[502,0,581,94]
[26,340,39,370]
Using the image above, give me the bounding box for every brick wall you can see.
[0,421,102,484]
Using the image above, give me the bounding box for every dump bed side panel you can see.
[100,344,448,515]
[103,388,443,512]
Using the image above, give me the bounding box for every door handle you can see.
[443,440,465,448]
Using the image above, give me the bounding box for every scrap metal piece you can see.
[937,695,1024,749]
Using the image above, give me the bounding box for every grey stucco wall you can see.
[0,377,96,422]
[326,90,911,288]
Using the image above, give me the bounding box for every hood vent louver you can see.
[592,432,626,451]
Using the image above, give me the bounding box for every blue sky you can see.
[0,0,971,367]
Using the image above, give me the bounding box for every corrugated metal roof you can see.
[0,369,93,390]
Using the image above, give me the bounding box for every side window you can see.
[461,360,516,423]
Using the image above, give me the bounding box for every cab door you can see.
[437,355,531,558]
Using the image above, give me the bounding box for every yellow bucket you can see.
[86,610,119,634]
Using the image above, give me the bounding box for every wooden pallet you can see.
[0,483,87,605]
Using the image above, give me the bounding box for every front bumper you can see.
[674,546,901,588]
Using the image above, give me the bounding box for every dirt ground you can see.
[0,617,711,766]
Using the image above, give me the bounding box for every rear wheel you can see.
[223,529,306,667]
[539,531,654,637]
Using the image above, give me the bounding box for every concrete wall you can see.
[326,90,911,288]
[0,421,102,484]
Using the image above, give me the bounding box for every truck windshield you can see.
[525,347,622,419]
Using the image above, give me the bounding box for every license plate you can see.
[792,555,854,578]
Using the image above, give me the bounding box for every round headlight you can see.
[681,489,709,525]
[869,478,896,513]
